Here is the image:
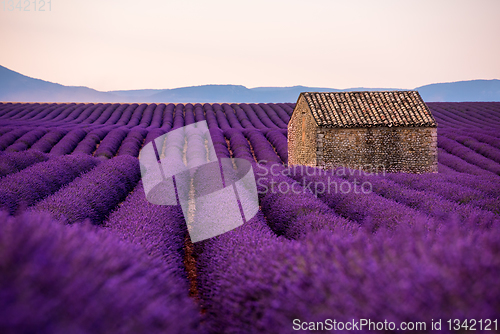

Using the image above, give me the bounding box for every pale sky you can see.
[1,0,499,91]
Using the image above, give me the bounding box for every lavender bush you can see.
[196,220,500,333]
[0,100,499,334]
[32,155,140,224]
[0,154,98,215]
[72,127,110,155]
[0,150,49,178]
[93,128,128,159]
[50,128,88,155]
[0,211,204,334]
[5,128,47,152]
[29,129,69,153]
[117,128,147,157]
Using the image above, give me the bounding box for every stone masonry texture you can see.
[288,92,438,173]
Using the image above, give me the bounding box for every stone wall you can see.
[316,127,438,173]
[287,95,317,166]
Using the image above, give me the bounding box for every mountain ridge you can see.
[1,65,499,103]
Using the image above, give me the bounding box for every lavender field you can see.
[0,101,499,333]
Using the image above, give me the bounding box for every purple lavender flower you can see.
[0,211,203,334]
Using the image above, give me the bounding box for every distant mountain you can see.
[116,85,341,103]
[415,80,500,102]
[0,65,121,102]
[109,85,406,103]
[1,65,499,103]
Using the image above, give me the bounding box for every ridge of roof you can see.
[298,91,437,128]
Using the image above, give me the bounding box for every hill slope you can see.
[415,80,500,102]
[1,65,499,102]
[0,65,121,102]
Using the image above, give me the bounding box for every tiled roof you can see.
[300,91,437,128]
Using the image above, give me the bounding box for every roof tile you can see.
[300,91,436,128]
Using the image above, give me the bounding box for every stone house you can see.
[287,91,438,173]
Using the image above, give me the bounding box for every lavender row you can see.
[268,103,291,124]
[115,104,139,126]
[452,103,500,123]
[209,128,230,158]
[211,104,231,130]
[337,170,499,222]
[31,155,140,224]
[0,211,203,334]
[49,128,88,155]
[194,210,287,332]
[220,103,243,129]
[29,129,69,153]
[117,128,147,157]
[161,103,175,130]
[104,181,189,278]
[463,131,500,150]
[39,103,80,122]
[230,104,254,129]
[71,104,101,123]
[126,104,148,127]
[435,104,495,128]
[263,129,288,164]
[441,130,500,164]
[0,128,30,151]
[172,104,185,130]
[0,155,99,215]
[102,104,129,125]
[429,104,496,128]
[243,130,283,165]
[27,103,74,122]
[435,170,500,198]
[0,150,49,178]
[446,104,500,127]
[136,104,155,127]
[223,129,255,162]
[194,104,206,122]
[4,102,499,132]
[437,162,459,174]
[144,128,166,146]
[148,103,165,128]
[72,128,110,155]
[195,220,500,333]
[1,103,289,131]
[10,103,55,120]
[438,135,500,176]
[239,104,268,130]
[288,166,431,229]
[255,164,354,239]
[51,103,90,122]
[249,104,280,129]
[20,104,68,121]
[385,171,500,215]
[93,128,128,159]
[5,128,47,152]
[223,130,351,238]
[202,104,219,129]
[258,103,288,128]
[81,104,119,125]
[0,127,14,136]
[437,148,498,178]
[0,103,31,118]
[184,103,196,126]
[431,108,482,128]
